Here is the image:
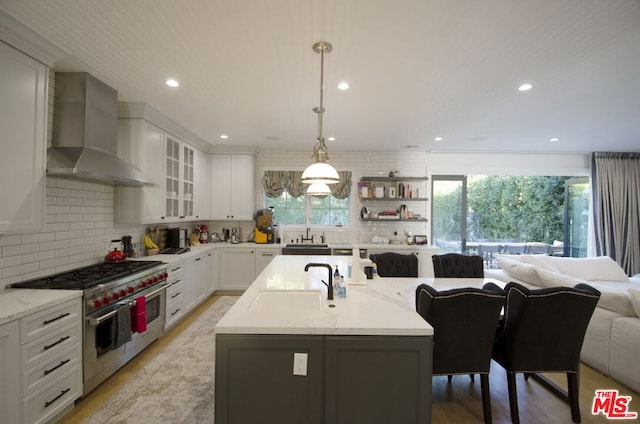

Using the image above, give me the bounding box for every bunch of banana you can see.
[143,234,158,249]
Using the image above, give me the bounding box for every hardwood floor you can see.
[60,294,638,423]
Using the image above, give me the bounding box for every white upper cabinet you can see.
[210,154,255,221]
[116,103,210,224]
[115,119,166,224]
[0,42,47,234]
[193,147,210,219]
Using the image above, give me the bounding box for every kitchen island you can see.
[215,255,433,424]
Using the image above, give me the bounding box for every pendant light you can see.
[302,41,340,187]
[305,182,332,198]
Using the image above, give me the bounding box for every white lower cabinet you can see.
[1,320,20,424]
[18,297,82,424]
[219,247,257,290]
[254,248,280,278]
[165,248,218,330]
[206,249,219,295]
[165,261,185,331]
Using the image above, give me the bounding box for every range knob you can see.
[112,292,120,301]
[152,276,159,283]
[140,280,148,288]
[161,272,168,279]
[119,290,126,297]
[128,286,135,293]
[93,299,102,308]
[102,296,110,305]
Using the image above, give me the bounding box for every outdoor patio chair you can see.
[503,244,526,255]
[477,244,501,268]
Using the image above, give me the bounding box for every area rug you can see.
[83,296,238,424]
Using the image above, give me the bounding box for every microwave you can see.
[168,228,188,248]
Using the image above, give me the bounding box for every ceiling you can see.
[2,0,639,154]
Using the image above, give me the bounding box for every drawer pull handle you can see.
[44,388,71,408]
[171,292,181,299]
[196,257,202,261]
[44,336,70,351]
[44,359,71,376]
[43,312,70,325]
[171,279,182,286]
[171,308,181,316]
[171,266,182,272]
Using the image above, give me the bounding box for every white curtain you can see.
[591,152,640,276]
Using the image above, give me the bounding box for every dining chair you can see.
[369,252,418,277]
[416,283,505,424]
[502,244,526,255]
[432,253,484,278]
[477,244,502,268]
[525,244,550,255]
[492,282,601,424]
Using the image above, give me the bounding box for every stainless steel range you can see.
[11,260,168,395]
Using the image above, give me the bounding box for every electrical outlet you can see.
[293,352,308,376]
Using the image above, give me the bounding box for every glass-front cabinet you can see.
[165,135,195,221]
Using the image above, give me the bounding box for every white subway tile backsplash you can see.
[40,239,70,252]
[55,230,83,240]
[56,178,85,190]
[39,257,70,270]
[22,251,56,264]
[0,234,22,247]
[22,233,56,244]
[0,255,22,268]
[2,262,39,278]
[3,243,40,257]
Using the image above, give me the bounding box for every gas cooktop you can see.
[10,260,163,290]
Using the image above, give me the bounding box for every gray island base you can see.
[215,255,433,424]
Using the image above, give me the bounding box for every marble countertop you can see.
[0,289,82,326]
[215,255,434,337]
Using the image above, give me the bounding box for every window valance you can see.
[262,170,352,199]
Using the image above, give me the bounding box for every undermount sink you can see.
[249,290,324,312]
[282,243,331,255]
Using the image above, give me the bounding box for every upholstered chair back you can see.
[369,252,418,277]
[432,253,484,278]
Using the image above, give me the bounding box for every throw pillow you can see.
[629,289,640,318]
[520,255,558,271]
[496,257,543,286]
[542,256,629,282]
[536,268,586,288]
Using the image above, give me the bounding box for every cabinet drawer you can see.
[166,279,184,299]
[23,365,82,424]
[165,298,184,330]
[21,298,81,343]
[23,344,82,396]
[167,263,184,277]
[22,321,81,370]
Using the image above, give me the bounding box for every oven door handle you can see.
[143,283,169,299]
[87,303,132,326]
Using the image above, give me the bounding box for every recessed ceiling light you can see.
[337,82,349,90]
[405,145,419,149]
[549,137,559,142]
[518,83,533,91]
[220,134,229,139]
[166,78,179,88]
[434,137,443,142]
[327,136,336,141]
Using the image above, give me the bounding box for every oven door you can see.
[83,283,168,395]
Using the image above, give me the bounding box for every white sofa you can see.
[485,254,640,394]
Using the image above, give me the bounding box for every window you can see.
[265,192,350,226]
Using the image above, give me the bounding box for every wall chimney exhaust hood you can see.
[47,72,155,186]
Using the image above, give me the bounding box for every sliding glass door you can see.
[431,175,467,253]
[564,177,589,257]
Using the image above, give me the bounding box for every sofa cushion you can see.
[536,268,587,288]
[519,255,558,271]
[495,257,543,286]
[538,256,629,282]
[629,289,640,318]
